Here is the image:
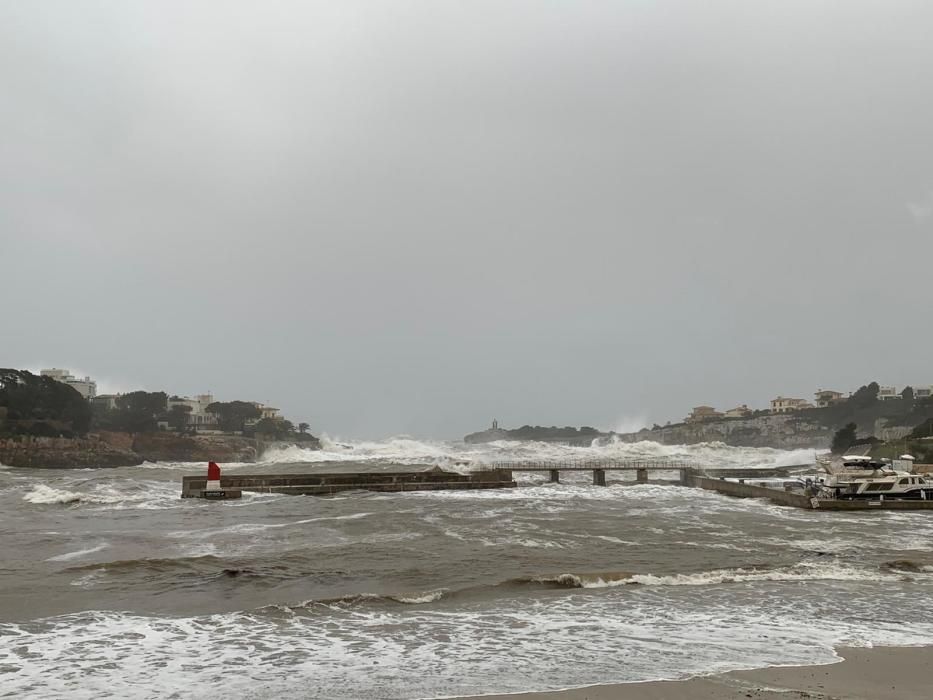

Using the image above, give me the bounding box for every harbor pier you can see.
[181,459,933,512]
[682,467,933,511]
[182,467,517,498]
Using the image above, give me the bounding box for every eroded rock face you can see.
[619,414,833,449]
[0,432,324,468]
[0,436,142,468]
[131,434,257,463]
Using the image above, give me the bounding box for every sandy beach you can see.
[457,646,932,700]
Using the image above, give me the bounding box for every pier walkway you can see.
[478,459,813,486]
[480,459,696,485]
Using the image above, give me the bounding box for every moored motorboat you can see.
[819,455,933,500]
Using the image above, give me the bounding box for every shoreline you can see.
[454,645,932,700]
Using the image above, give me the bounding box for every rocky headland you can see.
[617,413,833,449]
[0,431,321,469]
[466,408,933,451]
[465,425,602,446]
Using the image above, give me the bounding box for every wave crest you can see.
[23,484,125,505]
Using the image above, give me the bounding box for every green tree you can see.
[849,382,880,408]
[206,401,261,433]
[901,385,915,411]
[831,422,858,454]
[112,391,168,433]
[252,417,295,438]
[167,404,192,433]
[0,368,92,435]
[298,422,310,434]
[909,417,933,440]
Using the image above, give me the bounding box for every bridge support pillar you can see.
[636,468,648,484]
[593,469,607,487]
[549,469,560,483]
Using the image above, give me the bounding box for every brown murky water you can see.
[2,439,933,699]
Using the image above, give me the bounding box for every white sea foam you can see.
[625,561,904,587]
[166,512,373,538]
[21,480,180,509]
[391,589,448,604]
[47,543,109,562]
[22,484,128,505]
[255,435,817,471]
[3,581,933,700]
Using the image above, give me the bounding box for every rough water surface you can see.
[3,437,933,699]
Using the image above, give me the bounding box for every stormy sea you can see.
[3,438,933,699]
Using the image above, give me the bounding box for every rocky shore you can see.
[0,435,142,468]
[0,431,320,468]
[618,413,834,449]
[465,414,881,450]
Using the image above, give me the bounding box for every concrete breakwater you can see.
[684,469,933,511]
[181,468,517,498]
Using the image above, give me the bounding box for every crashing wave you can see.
[23,484,127,505]
[255,434,817,472]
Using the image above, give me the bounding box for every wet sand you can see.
[458,646,931,700]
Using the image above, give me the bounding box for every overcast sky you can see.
[3,1,932,438]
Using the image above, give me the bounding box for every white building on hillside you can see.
[92,393,122,410]
[685,406,723,423]
[724,405,752,418]
[258,404,281,420]
[878,386,899,400]
[167,393,218,428]
[770,396,813,413]
[40,368,97,399]
[814,389,844,408]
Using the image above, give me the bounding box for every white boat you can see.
[818,455,933,500]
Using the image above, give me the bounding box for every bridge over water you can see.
[477,459,812,486]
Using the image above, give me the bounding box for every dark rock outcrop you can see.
[616,414,833,449]
[131,433,258,463]
[0,430,327,468]
[464,428,511,444]
[0,436,142,468]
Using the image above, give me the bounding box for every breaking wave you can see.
[23,484,125,505]
[46,544,109,562]
[255,434,817,471]
[21,481,179,509]
[286,560,920,611]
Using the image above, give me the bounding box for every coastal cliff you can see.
[0,432,321,468]
[0,435,142,468]
[616,414,834,449]
[466,401,933,451]
[128,433,258,463]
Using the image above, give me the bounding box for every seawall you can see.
[181,468,517,498]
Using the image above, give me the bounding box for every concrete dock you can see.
[483,460,933,512]
[683,468,933,511]
[181,459,933,511]
[181,467,517,498]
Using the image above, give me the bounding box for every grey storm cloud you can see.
[2,1,932,438]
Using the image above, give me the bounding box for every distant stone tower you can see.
[492,419,498,430]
